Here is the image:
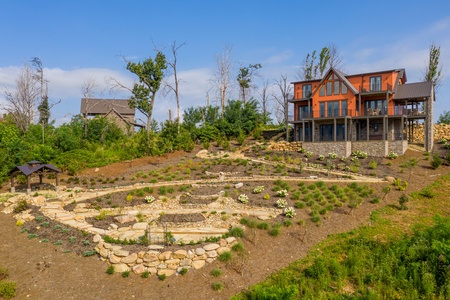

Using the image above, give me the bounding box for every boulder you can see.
[203,243,220,251]
[114,263,130,273]
[121,253,138,264]
[191,260,205,269]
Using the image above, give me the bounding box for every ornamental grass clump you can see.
[238,194,249,204]
[284,207,296,218]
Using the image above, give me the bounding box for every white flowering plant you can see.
[284,207,296,218]
[238,194,249,204]
[276,199,287,208]
[277,189,289,197]
[145,195,155,203]
[387,151,398,159]
[328,152,338,159]
[253,186,265,194]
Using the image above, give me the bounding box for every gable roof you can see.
[81,98,135,115]
[393,81,433,100]
[311,67,358,96]
[9,162,61,177]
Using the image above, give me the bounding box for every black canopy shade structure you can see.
[8,161,61,193]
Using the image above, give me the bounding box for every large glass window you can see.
[320,85,324,96]
[320,125,333,141]
[334,81,340,95]
[366,99,387,115]
[302,84,312,98]
[298,106,309,120]
[326,82,332,96]
[319,102,325,117]
[328,101,339,117]
[341,84,348,94]
[370,76,382,91]
[342,100,348,116]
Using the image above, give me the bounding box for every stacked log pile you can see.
[411,124,450,142]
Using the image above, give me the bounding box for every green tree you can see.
[237,63,261,104]
[437,110,450,124]
[126,51,167,131]
[424,43,443,92]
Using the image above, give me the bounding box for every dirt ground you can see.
[0,142,449,300]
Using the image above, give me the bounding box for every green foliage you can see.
[228,227,244,238]
[211,268,222,277]
[0,280,17,300]
[122,270,130,278]
[431,154,443,169]
[106,265,115,275]
[218,251,233,262]
[13,200,29,213]
[438,110,450,125]
[126,51,167,130]
[212,282,224,291]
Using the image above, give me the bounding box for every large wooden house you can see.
[288,68,434,157]
[80,98,144,132]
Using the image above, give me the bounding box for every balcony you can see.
[360,83,392,93]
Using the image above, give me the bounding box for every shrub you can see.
[398,194,409,210]
[263,193,270,200]
[256,222,269,230]
[284,207,296,218]
[328,152,338,159]
[318,155,325,161]
[306,151,313,158]
[126,194,133,202]
[13,200,29,213]
[144,195,155,203]
[352,150,368,159]
[277,189,289,197]
[295,201,306,209]
[237,194,249,204]
[0,280,17,300]
[252,186,265,194]
[141,271,150,278]
[388,151,398,159]
[431,154,443,169]
[231,242,245,252]
[368,160,377,169]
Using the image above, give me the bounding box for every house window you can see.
[334,81,340,95]
[302,84,312,98]
[320,85,325,96]
[326,82,332,96]
[366,99,387,115]
[320,124,333,141]
[298,106,309,120]
[319,102,325,117]
[328,101,339,117]
[370,76,382,91]
[342,84,348,94]
[342,100,348,116]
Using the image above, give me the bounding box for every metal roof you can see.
[393,82,433,100]
[80,98,135,115]
[9,162,61,177]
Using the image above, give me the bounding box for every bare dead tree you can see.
[2,63,39,132]
[272,74,292,140]
[256,79,271,124]
[210,45,234,115]
[327,43,344,71]
[162,41,186,133]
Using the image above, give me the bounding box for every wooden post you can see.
[10,175,15,193]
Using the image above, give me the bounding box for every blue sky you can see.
[1,0,449,125]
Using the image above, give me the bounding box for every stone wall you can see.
[301,141,351,157]
[94,235,237,277]
[267,141,303,152]
[351,141,388,157]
